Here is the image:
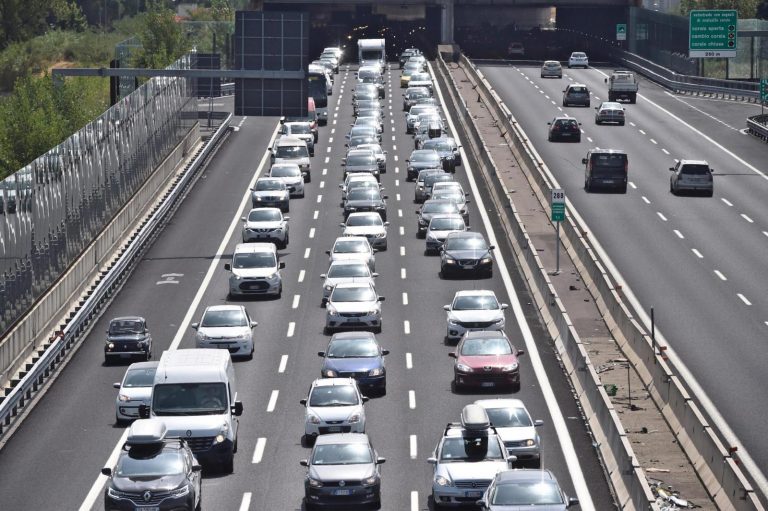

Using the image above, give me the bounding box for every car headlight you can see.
[367,309,380,316]
[347,413,361,423]
[118,394,131,402]
[214,434,226,444]
[232,274,242,280]
[254,196,263,201]
[494,318,505,324]
[308,477,324,488]
[447,318,458,326]
[480,257,492,264]
[136,340,146,348]
[169,485,190,497]
[322,369,337,377]
[368,367,384,376]
[362,475,379,486]
[308,413,322,424]
[434,475,452,487]
[500,362,519,372]
[106,342,115,349]
[456,363,473,373]
[444,258,456,265]
[327,306,339,316]
[107,487,122,498]
[323,284,334,292]
[198,333,210,341]
[267,272,280,282]
[523,439,536,446]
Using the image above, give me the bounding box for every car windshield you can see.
[439,436,504,461]
[555,119,578,128]
[411,73,430,81]
[460,337,512,356]
[248,209,281,222]
[358,100,380,109]
[356,118,377,128]
[453,295,499,310]
[592,154,626,167]
[152,382,228,415]
[347,181,378,192]
[681,164,710,175]
[545,61,560,68]
[349,136,376,147]
[347,215,383,227]
[328,263,369,278]
[407,89,429,99]
[275,145,308,158]
[409,106,434,117]
[201,309,247,328]
[358,70,377,80]
[328,338,379,358]
[334,240,369,253]
[312,443,372,465]
[347,189,380,201]
[287,124,311,134]
[347,154,376,166]
[434,190,465,203]
[485,407,533,428]
[426,175,452,186]
[123,368,157,388]
[446,237,487,250]
[116,450,184,478]
[423,202,458,214]
[430,218,464,231]
[270,166,300,178]
[255,180,285,191]
[331,286,377,302]
[491,481,564,505]
[355,91,377,100]
[233,252,276,269]
[358,145,383,156]
[411,152,439,163]
[572,52,587,58]
[109,320,144,335]
[309,385,359,407]
[424,140,452,151]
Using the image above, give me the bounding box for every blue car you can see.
[318,332,389,395]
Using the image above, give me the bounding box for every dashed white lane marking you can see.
[392,135,396,141]
[309,228,316,238]
[409,435,418,459]
[642,196,651,204]
[239,492,252,511]
[393,144,397,151]
[399,226,405,236]
[741,213,754,223]
[629,121,636,127]
[763,231,768,238]
[586,137,593,143]
[406,352,413,369]
[400,246,405,256]
[322,169,327,177]
[411,491,419,511]
[629,182,637,189]
[394,155,399,161]
[319,181,325,189]
[395,166,399,174]
[278,355,288,373]
[551,100,556,105]
[398,209,403,218]
[738,293,752,306]
[304,248,311,259]
[395,179,400,186]
[673,230,684,239]
[325,156,330,164]
[404,320,411,334]
[252,438,267,463]
[657,212,668,222]
[327,147,331,153]
[722,198,733,207]
[317,194,323,203]
[287,322,295,338]
[714,270,727,281]
[328,137,334,143]
[557,107,563,112]
[292,295,301,309]
[266,390,279,412]
[396,193,401,201]
[650,138,658,145]
[408,390,416,409]
[298,270,305,282]
[402,292,409,305]
[331,128,335,134]
[662,148,670,155]
[313,210,319,220]
[639,129,646,135]
[401,268,407,279]
[692,248,704,258]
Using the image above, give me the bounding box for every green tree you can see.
[51,0,88,32]
[757,0,768,19]
[133,0,187,69]
[678,0,760,18]
[0,0,54,49]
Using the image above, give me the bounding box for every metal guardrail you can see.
[747,114,768,141]
[0,113,232,438]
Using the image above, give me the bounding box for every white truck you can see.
[605,70,639,103]
[358,38,386,67]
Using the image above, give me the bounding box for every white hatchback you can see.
[191,305,258,359]
[568,51,589,68]
[301,378,367,443]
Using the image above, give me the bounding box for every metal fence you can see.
[0,55,196,338]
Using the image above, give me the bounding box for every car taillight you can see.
[624,161,629,175]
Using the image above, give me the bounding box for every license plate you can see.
[334,489,351,496]
[481,382,495,387]
[465,491,482,498]
[327,426,341,432]
[136,507,159,511]
[603,180,614,184]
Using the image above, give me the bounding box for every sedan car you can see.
[421,137,461,171]
[477,469,579,510]
[431,187,470,225]
[191,305,258,359]
[241,207,289,247]
[320,260,378,305]
[325,282,385,334]
[327,236,376,272]
[399,47,421,67]
[540,60,563,78]
[342,149,380,181]
[444,289,507,343]
[340,173,381,200]
[104,316,152,364]
[353,99,382,117]
[341,212,389,250]
[670,159,714,196]
[426,214,467,254]
[568,51,589,68]
[415,169,447,203]
[347,125,380,144]
[347,134,379,150]
[409,71,433,92]
[474,399,543,466]
[440,232,494,278]
[403,86,431,111]
[341,188,388,221]
[406,149,442,181]
[420,172,455,203]
[356,143,387,173]
[300,433,385,509]
[594,101,626,125]
[416,199,462,237]
[353,115,383,134]
[450,331,525,391]
[318,332,389,394]
[251,178,290,212]
[547,117,581,142]
[301,378,368,442]
[562,83,590,107]
[401,61,425,88]
[267,162,305,197]
[113,361,158,424]
[406,104,440,134]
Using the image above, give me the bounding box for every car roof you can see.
[589,148,626,155]
[333,236,370,246]
[347,211,381,218]
[314,432,371,446]
[233,242,277,254]
[331,331,376,341]
[347,148,375,156]
[544,60,560,64]
[312,377,357,388]
[126,360,160,371]
[552,116,574,121]
[679,159,709,165]
[599,102,623,108]
[275,137,306,147]
[428,213,464,223]
[474,398,526,410]
[568,83,587,88]
[462,330,511,341]
[454,289,496,298]
[257,177,284,184]
[411,149,439,157]
[110,316,145,323]
[247,207,282,214]
[495,468,557,483]
[203,304,245,313]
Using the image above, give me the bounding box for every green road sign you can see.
[761,78,768,103]
[616,24,627,41]
[551,203,565,222]
[689,10,737,58]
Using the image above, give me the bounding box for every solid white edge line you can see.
[266,390,279,412]
[78,121,281,511]
[430,62,595,510]
[252,438,267,463]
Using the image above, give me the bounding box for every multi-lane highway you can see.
[0,64,617,510]
[480,63,768,480]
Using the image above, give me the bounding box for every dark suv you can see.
[583,149,628,193]
[105,317,152,364]
[547,117,581,142]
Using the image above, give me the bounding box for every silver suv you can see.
[670,159,713,197]
[443,289,507,343]
[191,305,258,359]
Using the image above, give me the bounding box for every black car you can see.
[421,137,461,172]
[341,188,388,221]
[403,86,431,111]
[406,149,442,181]
[440,231,495,278]
[105,316,152,364]
[416,199,461,237]
[102,419,202,511]
[547,117,582,142]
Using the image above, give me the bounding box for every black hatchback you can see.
[440,231,495,278]
[105,317,152,364]
[547,117,581,142]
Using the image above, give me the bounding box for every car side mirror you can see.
[501,303,509,309]
[427,457,437,465]
[378,296,385,302]
[232,401,243,416]
[340,223,346,228]
[339,183,344,188]
[362,396,370,403]
[318,351,326,357]
[534,419,544,427]
[669,167,675,171]
[279,261,286,269]
[190,323,199,330]
[448,352,457,358]
[382,195,389,199]
[112,382,121,389]
[284,216,290,220]
[604,78,608,83]
[568,497,580,507]
[250,321,258,328]
[192,463,202,472]
[241,216,246,221]
[325,250,331,255]
[138,404,150,419]
[517,349,526,356]
[376,457,386,464]
[582,158,588,164]
[224,263,231,271]
[443,305,450,311]
[299,459,309,467]
[489,245,495,250]
[300,398,307,406]
[382,349,390,356]
[372,249,379,254]
[339,202,344,207]
[547,122,551,125]
[465,199,471,204]
[101,467,112,476]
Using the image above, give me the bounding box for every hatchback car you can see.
[301,378,368,442]
[241,207,289,247]
[595,101,626,125]
[342,149,380,181]
[347,134,379,150]
[416,170,452,203]
[421,137,461,172]
[325,282,385,334]
[113,361,159,424]
[562,83,590,107]
[225,242,285,298]
[444,290,508,343]
[416,199,462,237]
[353,115,383,134]
[251,178,290,212]
[347,125,380,144]
[191,305,258,359]
[426,214,468,254]
[670,159,714,196]
[540,60,563,78]
[300,433,385,509]
[431,187,470,225]
[267,163,305,197]
[105,316,152,364]
[327,236,376,272]
[475,399,543,466]
[568,51,589,68]
[341,212,389,250]
[409,71,433,92]
[401,62,425,88]
[341,188,388,221]
[450,331,525,391]
[320,260,378,305]
[400,48,421,68]
[507,42,525,57]
[340,173,381,200]
[547,117,581,142]
[477,469,579,510]
[406,149,442,181]
[406,105,440,134]
[440,232,494,278]
[270,136,312,181]
[356,143,387,173]
[318,332,389,394]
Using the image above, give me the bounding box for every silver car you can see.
[113,361,158,424]
[271,136,312,181]
[301,378,367,441]
[432,187,470,224]
[327,236,376,272]
[300,433,385,509]
[324,282,385,334]
[478,469,579,510]
[406,105,440,134]
[416,199,462,237]
[403,86,431,111]
[670,159,714,197]
[340,173,381,200]
[241,207,289,247]
[540,60,563,78]
[191,305,258,359]
[356,143,387,173]
[594,101,626,125]
[320,260,378,305]
[251,178,290,212]
[568,51,589,68]
[268,163,305,198]
[474,399,544,466]
[444,289,507,343]
[280,122,315,156]
[425,214,467,254]
[341,212,389,251]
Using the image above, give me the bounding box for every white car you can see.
[325,282,385,334]
[326,236,376,272]
[267,163,305,198]
[356,143,387,173]
[301,378,367,443]
[241,207,289,248]
[568,51,589,68]
[279,122,315,156]
[425,214,467,254]
[320,260,378,305]
[191,305,258,359]
[113,361,158,424]
[340,173,381,200]
[225,243,284,298]
[474,399,544,466]
[444,289,508,343]
[340,212,389,251]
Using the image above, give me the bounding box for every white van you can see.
[141,349,243,472]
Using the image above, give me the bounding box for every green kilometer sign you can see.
[761,78,768,103]
[551,203,565,222]
[689,10,737,58]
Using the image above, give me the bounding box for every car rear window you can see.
[680,164,710,175]
[569,86,587,93]
[591,153,627,167]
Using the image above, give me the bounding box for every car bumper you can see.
[104,492,196,511]
[305,420,365,436]
[252,199,289,209]
[454,370,520,388]
[105,347,149,359]
[432,485,487,506]
[196,339,253,357]
[242,231,286,243]
[192,438,234,467]
[230,277,281,296]
[326,314,382,330]
[115,402,146,421]
[541,71,562,78]
[675,181,712,191]
[445,323,504,341]
[442,260,492,273]
[305,484,380,507]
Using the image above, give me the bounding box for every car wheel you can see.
[619,121,625,126]
[585,177,593,192]
[115,414,127,426]
[706,189,714,197]
[145,350,151,361]
[512,381,521,393]
[619,184,627,194]
[104,356,112,366]
[670,182,677,195]
[575,136,581,143]
[301,434,315,448]
[222,456,234,474]
[323,326,332,335]
[374,324,382,334]
[371,498,382,509]
[247,347,254,360]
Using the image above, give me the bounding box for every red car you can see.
[449,331,525,391]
